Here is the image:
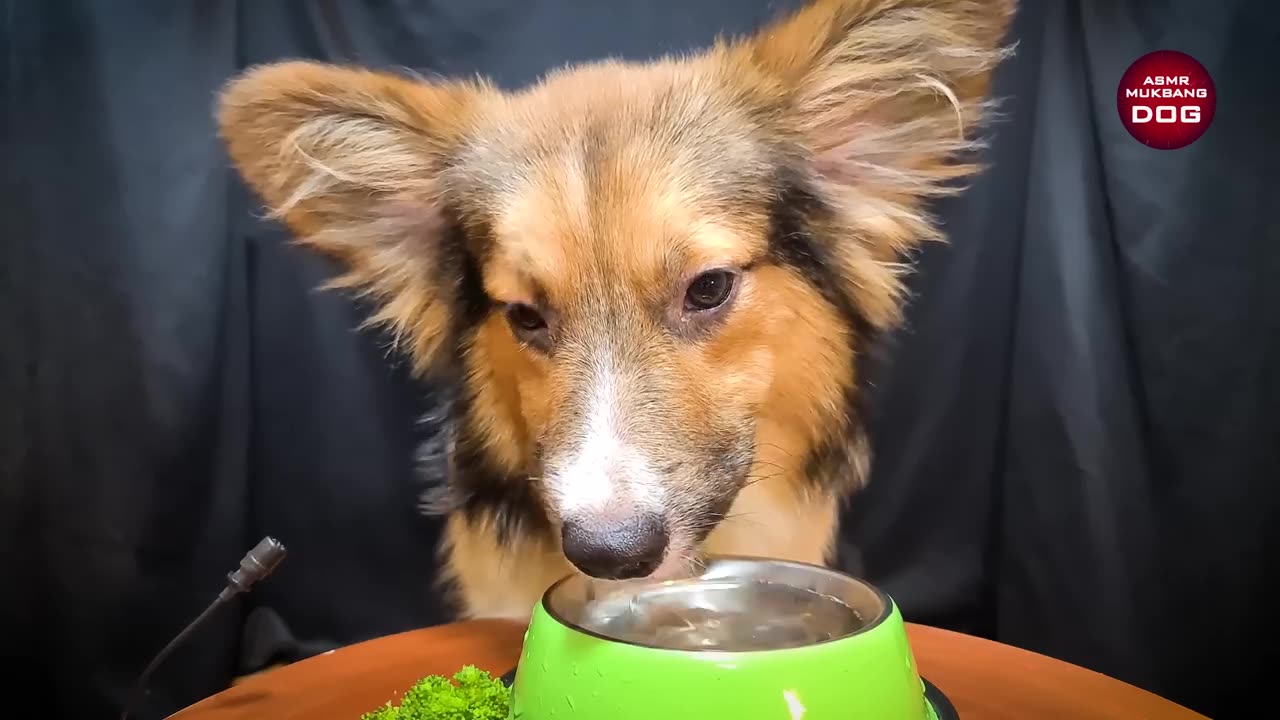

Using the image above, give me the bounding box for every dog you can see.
[216,0,1016,621]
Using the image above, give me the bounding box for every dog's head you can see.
[218,0,1015,581]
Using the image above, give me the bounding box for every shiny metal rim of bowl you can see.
[540,555,893,652]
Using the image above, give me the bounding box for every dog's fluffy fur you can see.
[217,0,1016,620]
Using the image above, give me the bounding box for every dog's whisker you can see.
[718,511,763,528]
[741,470,785,487]
[754,442,796,459]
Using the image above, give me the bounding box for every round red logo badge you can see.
[1116,50,1216,150]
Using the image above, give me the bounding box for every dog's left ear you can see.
[217,62,496,370]
[733,0,1017,327]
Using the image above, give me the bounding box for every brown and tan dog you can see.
[216,0,1016,621]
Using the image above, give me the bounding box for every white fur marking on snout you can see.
[548,352,666,518]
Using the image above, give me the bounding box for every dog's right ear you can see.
[217,61,493,370]
[720,0,1016,332]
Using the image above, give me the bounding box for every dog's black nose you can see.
[561,514,668,580]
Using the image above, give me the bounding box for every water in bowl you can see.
[576,577,865,652]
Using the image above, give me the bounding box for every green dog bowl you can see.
[506,556,951,719]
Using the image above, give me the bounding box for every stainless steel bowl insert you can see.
[543,556,889,652]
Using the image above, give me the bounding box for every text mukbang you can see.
[1117,51,1216,150]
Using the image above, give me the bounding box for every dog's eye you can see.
[505,304,548,336]
[684,270,736,312]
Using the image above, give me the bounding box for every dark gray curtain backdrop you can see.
[4,1,1277,719]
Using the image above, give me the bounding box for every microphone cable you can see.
[119,536,287,720]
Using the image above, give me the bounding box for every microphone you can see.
[119,536,287,720]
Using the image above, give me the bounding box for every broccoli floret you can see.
[360,666,511,720]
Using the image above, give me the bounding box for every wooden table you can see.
[169,620,1209,719]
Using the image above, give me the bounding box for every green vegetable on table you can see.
[361,665,511,720]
